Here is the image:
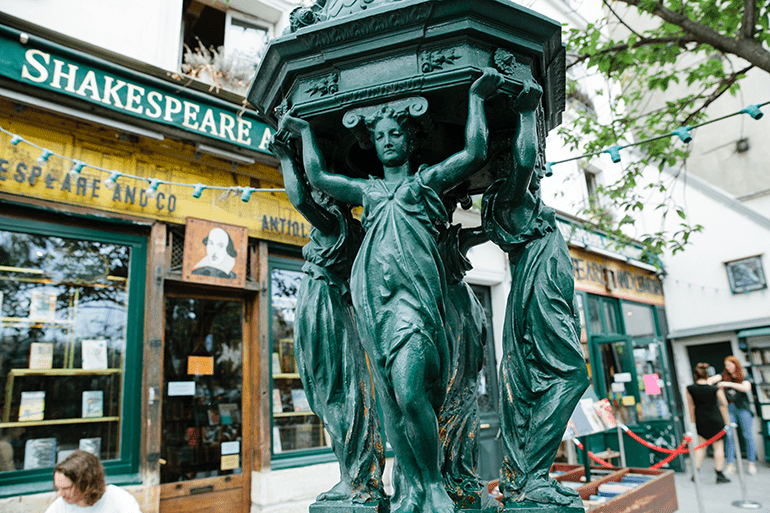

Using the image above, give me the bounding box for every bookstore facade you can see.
[556,220,683,470]
[0,20,334,513]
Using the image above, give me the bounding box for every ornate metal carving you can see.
[343,96,430,149]
[305,73,340,97]
[493,48,526,76]
[335,77,424,105]
[419,48,461,73]
[304,3,432,48]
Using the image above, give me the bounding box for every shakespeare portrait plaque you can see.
[183,218,247,288]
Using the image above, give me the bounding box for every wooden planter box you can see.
[488,465,677,513]
[552,464,677,513]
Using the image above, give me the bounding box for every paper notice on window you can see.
[614,372,632,383]
[168,381,196,396]
[187,356,214,375]
[643,374,662,395]
[611,382,626,393]
[622,395,636,406]
[221,454,239,471]
[221,441,239,455]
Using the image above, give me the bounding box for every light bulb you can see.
[36,149,53,165]
[192,184,206,199]
[240,187,255,203]
[69,161,85,178]
[104,171,122,189]
[145,179,161,199]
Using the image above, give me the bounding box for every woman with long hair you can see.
[710,356,758,475]
[687,363,731,483]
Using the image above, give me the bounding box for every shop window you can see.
[621,301,656,338]
[632,340,671,421]
[269,259,330,463]
[586,294,620,336]
[181,0,272,95]
[0,218,144,491]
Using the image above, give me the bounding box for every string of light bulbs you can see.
[0,125,284,202]
[546,100,769,173]
[2,99,767,197]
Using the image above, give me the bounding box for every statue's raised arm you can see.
[420,67,503,195]
[278,114,368,206]
[269,134,337,235]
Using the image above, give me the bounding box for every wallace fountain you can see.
[248,1,590,512]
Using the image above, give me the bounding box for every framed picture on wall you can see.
[183,218,248,288]
[724,255,767,294]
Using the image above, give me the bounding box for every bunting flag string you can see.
[0,124,284,202]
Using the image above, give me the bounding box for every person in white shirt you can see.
[46,450,142,513]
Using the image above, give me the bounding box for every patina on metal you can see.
[249,1,583,512]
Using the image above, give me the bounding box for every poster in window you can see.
[81,340,108,370]
[82,391,104,418]
[725,255,767,294]
[182,218,247,288]
[23,438,56,469]
[29,290,57,320]
[19,391,45,421]
[29,342,54,370]
[79,438,101,456]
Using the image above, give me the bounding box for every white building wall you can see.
[1,0,185,70]
[635,171,770,334]
[1,0,299,72]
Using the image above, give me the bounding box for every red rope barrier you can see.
[620,424,727,455]
[649,437,691,470]
[575,427,726,471]
[573,439,616,468]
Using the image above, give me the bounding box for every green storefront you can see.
[560,219,685,472]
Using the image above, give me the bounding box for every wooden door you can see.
[159,295,250,513]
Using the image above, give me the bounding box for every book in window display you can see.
[29,342,53,370]
[273,388,283,414]
[218,403,240,425]
[28,290,57,321]
[81,339,108,370]
[19,391,45,421]
[79,438,101,456]
[82,390,104,418]
[291,389,311,412]
[23,438,56,469]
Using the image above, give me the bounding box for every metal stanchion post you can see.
[616,424,627,468]
[688,432,706,513]
[730,422,761,509]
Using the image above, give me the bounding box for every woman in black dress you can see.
[686,362,731,483]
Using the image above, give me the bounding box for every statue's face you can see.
[373,117,411,167]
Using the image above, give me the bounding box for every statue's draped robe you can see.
[295,205,385,502]
[437,224,486,507]
[482,179,589,504]
[351,172,450,412]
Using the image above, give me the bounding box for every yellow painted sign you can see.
[0,118,311,246]
[569,247,664,306]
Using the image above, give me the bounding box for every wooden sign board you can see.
[182,218,247,288]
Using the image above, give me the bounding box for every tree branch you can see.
[566,36,696,70]
[681,65,754,126]
[603,0,644,37]
[741,0,757,40]
[619,0,770,73]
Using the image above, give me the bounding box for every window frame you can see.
[267,255,335,470]
[0,215,146,495]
